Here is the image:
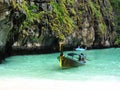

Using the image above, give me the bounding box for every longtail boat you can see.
[59,55,86,68]
[58,44,86,68]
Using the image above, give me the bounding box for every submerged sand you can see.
[0,78,120,90]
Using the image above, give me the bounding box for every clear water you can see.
[0,48,120,82]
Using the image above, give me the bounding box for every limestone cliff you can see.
[0,0,117,62]
[11,0,115,48]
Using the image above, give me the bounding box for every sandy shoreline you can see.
[0,78,120,90]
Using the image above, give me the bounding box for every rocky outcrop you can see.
[64,0,116,48]
[9,0,115,49]
[0,0,117,63]
[0,0,26,63]
[0,1,11,63]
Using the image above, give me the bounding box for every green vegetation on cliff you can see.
[89,1,104,34]
[49,0,75,40]
[110,0,120,45]
[9,0,116,47]
[12,0,76,41]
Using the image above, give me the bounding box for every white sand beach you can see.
[0,78,120,90]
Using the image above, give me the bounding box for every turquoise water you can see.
[0,48,120,81]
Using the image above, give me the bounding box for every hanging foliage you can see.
[49,0,75,40]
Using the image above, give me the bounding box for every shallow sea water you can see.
[0,48,120,90]
[0,48,120,81]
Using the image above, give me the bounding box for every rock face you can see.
[0,0,117,62]
[0,0,26,63]
[64,0,116,48]
[0,1,12,63]
[10,0,115,48]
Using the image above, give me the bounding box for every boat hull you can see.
[59,56,85,68]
